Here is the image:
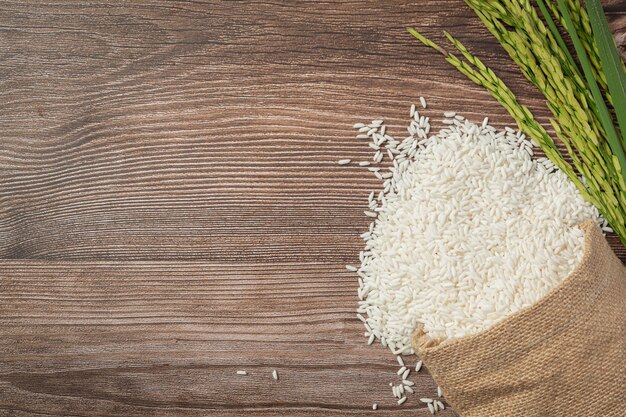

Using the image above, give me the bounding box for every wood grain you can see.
[0,0,625,415]
[0,261,450,416]
[2,0,623,262]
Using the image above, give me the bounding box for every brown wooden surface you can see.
[1,1,625,416]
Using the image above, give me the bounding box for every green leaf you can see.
[536,0,582,81]
[556,0,626,185]
[585,0,626,147]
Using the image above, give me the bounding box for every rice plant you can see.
[408,0,626,245]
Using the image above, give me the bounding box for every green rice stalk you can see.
[586,0,626,148]
[536,0,582,81]
[546,0,610,99]
[467,0,626,213]
[465,0,618,190]
[443,30,615,205]
[406,27,626,243]
[556,0,626,184]
[407,29,585,196]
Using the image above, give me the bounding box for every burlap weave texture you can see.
[413,221,626,417]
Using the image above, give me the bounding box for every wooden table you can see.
[1,1,625,415]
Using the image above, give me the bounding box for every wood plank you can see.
[1,1,625,416]
[0,261,450,416]
[2,0,623,261]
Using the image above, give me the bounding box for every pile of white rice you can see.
[345,100,608,358]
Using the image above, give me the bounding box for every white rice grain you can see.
[353,113,602,347]
[348,103,604,408]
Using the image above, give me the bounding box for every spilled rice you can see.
[341,97,608,412]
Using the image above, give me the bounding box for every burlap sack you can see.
[412,220,626,417]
